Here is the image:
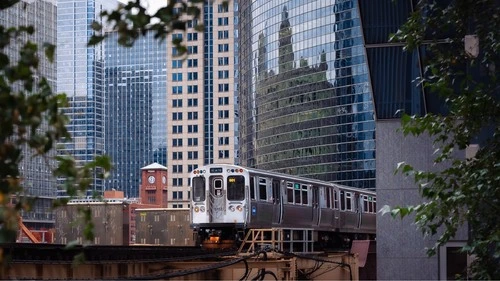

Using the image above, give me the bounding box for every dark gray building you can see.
[357,0,471,279]
[104,31,167,198]
[0,0,57,230]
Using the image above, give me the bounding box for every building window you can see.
[218,123,230,132]
[172,86,183,94]
[187,72,198,81]
[217,30,229,39]
[172,99,183,108]
[218,43,229,52]
[187,19,198,28]
[188,112,198,120]
[172,73,183,81]
[218,110,229,119]
[172,59,183,68]
[172,191,183,199]
[218,57,229,65]
[172,112,183,120]
[187,85,198,94]
[187,32,198,41]
[187,46,198,54]
[173,165,183,173]
[218,70,229,79]
[439,242,473,280]
[188,125,198,133]
[172,178,183,186]
[217,4,229,13]
[172,138,183,147]
[218,136,230,145]
[218,96,229,105]
[188,151,198,160]
[218,150,229,159]
[188,138,198,146]
[187,59,198,67]
[172,125,183,134]
[217,17,229,26]
[172,151,183,160]
[218,83,229,92]
[188,98,198,107]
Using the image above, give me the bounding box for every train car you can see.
[190,164,376,251]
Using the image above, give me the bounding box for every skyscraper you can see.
[239,0,376,189]
[57,0,117,195]
[104,31,167,198]
[0,0,57,229]
[166,0,239,208]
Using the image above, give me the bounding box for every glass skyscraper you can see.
[104,31,167,198]
[57,0,117,194]
[239,0,375,188]
[0,0,57,229]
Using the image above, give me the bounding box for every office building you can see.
[166,1,239,208]
[56,0,117,195]
[104,31,167,198]
[239,0,375,189]
[0,0,57,230]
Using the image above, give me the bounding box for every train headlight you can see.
[237,205,243,212]
[229,205,235,212]
[200,206,206,212]
[194,207,200,213]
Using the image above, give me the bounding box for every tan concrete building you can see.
[166,1,239,208]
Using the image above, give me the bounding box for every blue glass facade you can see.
[0,0,57,228]
[57,0,117,194]
[104,31,167,198]
[239,0,375,188]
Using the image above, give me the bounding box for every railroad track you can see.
[0,243,238,264]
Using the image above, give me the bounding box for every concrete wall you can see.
[376,120,468,280]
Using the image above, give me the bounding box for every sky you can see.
[118,0,165,15]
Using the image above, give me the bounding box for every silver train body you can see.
[190,164,376,248]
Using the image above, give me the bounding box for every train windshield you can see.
[192,177,206,202]
[227,175,245,201]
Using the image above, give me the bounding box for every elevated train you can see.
[190,164,376,250]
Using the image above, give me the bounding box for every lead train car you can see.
[190,164,376,250]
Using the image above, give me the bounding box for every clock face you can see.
[148,175,155,184]
[162,176,166,184]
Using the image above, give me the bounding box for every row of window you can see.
[172,59,199,68]
[172,97,230,108]
[172,150,230,161]
[172,125,199,134]
[247,177,376,213]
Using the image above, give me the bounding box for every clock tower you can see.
[140,163,168,207]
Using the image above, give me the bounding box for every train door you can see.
[311,185,320,226]
[272,179,282,224]
[356,193,362,229]
[209,176,225,223]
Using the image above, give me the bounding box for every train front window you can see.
[227,175,245,201]
[192,177,205,202]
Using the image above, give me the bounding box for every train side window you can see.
[227,175,245,201]
[250,177,255,200]
[192,176,205,202]
[259,178,267,201]
[340,191,345,210]
[326,188,331,208]
[301,185,308,205]
[345,192,352,211]
[287,182,294,203]
[373,197,377,213]
[294,183,301,204]
[363,196,369,213]
[334,190,339,209]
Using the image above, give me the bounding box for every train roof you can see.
[193,164,376,195]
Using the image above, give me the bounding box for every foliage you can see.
[0,0,111,245]
[383,0,500,279]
